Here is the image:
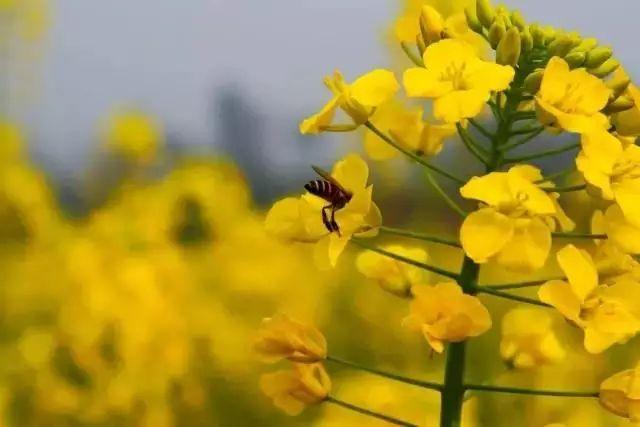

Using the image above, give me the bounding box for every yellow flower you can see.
[578,130,640,229]
[460,165,574,272]
[265,154,382,268]
[403,39,514,123]
[300,70,399,134]
[103,109,163,163]
[0,121,24,163]
[596,205,640,255]
[364,101,455,160]
[253,314,327,364]
[539,244,640,353]
[599,362,640,423]
[260,363,331,416]
[611,68,640,137]
[402,282,491,353]
[535,57,611,134]
[500,307,565,369]
[356,244,428,297]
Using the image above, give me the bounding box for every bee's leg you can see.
[321,206,334,233]
[330,206,341,236]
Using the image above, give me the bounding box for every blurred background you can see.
[0,0,639,426]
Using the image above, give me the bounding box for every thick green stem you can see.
[440,257,479,427]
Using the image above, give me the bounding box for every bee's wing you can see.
[311,165,349,194]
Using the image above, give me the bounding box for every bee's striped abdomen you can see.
[304,179,336,202]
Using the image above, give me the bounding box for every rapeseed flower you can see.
[599,362,640,424]
[260,363,331,416]
[535,57,611,134]
[265,154,381,268]
[403,38,514,123]
[403,282,491,353]
[356,244,428,297]
[539,244,640,353]
[254,314,327,364]
[460,165,574,271]
[300,70,399,134]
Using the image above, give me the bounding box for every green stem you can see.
[400,42,424,67]
[552,232,607,239]
[500,127,544,151]
[424,171,468,218]
[325,396,419,427]
[543,184,586,193]
[474,285,551,308]
[503,142,579,163]
[440,257,479,427]
[481,278,561,290]
[464,384,599,398]
[350,238,459,280]
[468,118,495,140]
[537,166,576,183]
[326,356,442,391]
[457,124,490,165]
[379,226,461,248]
[365,122,465,184]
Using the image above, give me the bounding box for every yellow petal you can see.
[538,280,582,322]
[423,39,478,74]
[494,218,552,272]
[539,57,571,106]
[571,68,612,114]
[460,172,512,208]
[584,328,623,354]
[433,89,490,123]
[460,208,514,263]
[604,204,640,253]
[299,96,340,135]
[466,62,515,92]
[265,197,315,242]
[613,179,640,229]
[556,244,598,302]
[403,67,453,98]
[331,153,369,193]
[349,69,399,107]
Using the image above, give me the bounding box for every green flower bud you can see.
[523,69,545,94]
[521,27,533,52]
[497,27,521,66]
[488,17,506,49]
[416,34,427,56]
[548,35,574,57]
[476,0,496,29]
[607,73,631,98]
[511,10,526,31]
[542,26,556,45]
[564,51,586,68]
[590,58,620,78]
[584,46,613,69]
[529,23,545,47]
[464,6,484,33]
[604,95,635,113]
[570,37,598,54]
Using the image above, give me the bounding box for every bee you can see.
[304,166,353,235]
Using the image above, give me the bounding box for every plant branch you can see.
[400,42,424,67]
[424,171,468,218]
[456,123,490,166]
[543,184,586,193]
[503,143,580,163]
[365,122,465,184]
[480,278,562,290]
[351,238,459,280]
[468,118,495,140]
[326,356,442,391]
[552,232,607,239]
[325,396,419,427]
[474,285,551,307]
[464,384,599,398]
[379,226,461,248]
[500,127,545,151]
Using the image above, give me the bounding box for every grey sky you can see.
[27,0,640,176]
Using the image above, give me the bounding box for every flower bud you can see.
[590,58,620,78]
[419,5,445,45]
[464,6,484,33]
[511,10,526,30]
[585,46,613,69]
[564,51,586,68]
[571,37,598,54]
[548,35,574,57]
[520,27,533,52]
[607,69,631,98]
[488,17,506,49]
[476,0,496,29]
[497,27,521,66]
[604,95,635,114]
[523,69,544,94]
[530,23,545,47]
[542,26,556,45]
